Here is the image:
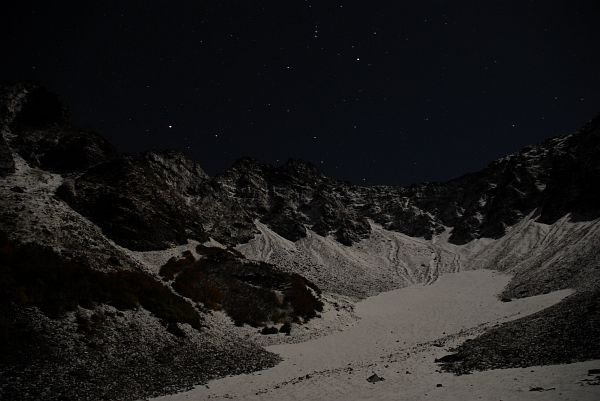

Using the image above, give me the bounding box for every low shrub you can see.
[261,326,278,335]
[168,247,323,327]
[279,322,291,335]
[0,236,202,331]
[159,250,196,281]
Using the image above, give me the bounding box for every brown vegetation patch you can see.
[161,247,323,327]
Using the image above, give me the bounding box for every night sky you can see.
[2,1,599,185]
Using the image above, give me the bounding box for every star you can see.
[168,124,173,129]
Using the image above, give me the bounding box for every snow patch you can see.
[153,270,584,401]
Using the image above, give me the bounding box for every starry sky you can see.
[2,1,599,185]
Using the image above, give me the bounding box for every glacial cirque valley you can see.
[2,84,600,401]
[153,270,599,401]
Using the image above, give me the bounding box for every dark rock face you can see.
[52,115,600,251]
[7,85,68,129]
[11,126,116,173]
[58,154,374,251]
[1,82,116,173]
[57,151,210,251]
[26,76,595,251]
[213,158,371,245]
[0,234,203,330]
[210,113,598,247]
[357,113,600,245]
[537,115,600,223]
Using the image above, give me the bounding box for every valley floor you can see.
[153,270,600,401]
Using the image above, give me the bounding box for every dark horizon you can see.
[2,1,599,185]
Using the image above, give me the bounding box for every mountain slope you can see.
[0,83,321,401]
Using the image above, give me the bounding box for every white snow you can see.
[140,213,600,401]
[237,221,462,298]
[153,270,597,401]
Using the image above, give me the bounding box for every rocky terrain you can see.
[0,83,321,400]
[1,82,599,400]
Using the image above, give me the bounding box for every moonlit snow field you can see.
[154,270,599,401]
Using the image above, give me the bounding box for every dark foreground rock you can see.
[57,150,211,251]
[367,373,385,383]
[437,289,600,374]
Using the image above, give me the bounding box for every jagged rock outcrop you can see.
[55,113,600,249]
[213,157,371,245]
[57,150,211,251]
[353,115,600,245]
[1,82,116,173]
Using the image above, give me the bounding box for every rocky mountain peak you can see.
[281,158,325,179]
[1,82,65,127]
[1,82,116,174]
[3,84,599,251]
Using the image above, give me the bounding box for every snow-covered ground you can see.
[153,270,599,401]
[239,215,600,300]
[238,221,462,299]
